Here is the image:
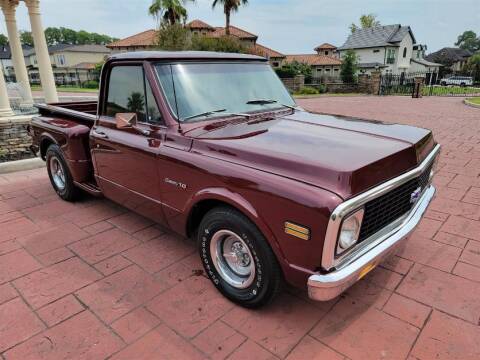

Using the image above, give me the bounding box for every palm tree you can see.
[212,0,248,36]
[148,0,194,27]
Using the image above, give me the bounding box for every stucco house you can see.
[107,20,285,68]
[282,44,342,81]
[24,44,110,85]
[338,24,440,74]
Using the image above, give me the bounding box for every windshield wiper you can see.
[182,109,251,122]
[182,109,227,122]
[246,99,301,111]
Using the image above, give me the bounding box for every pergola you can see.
[0,0,58,118]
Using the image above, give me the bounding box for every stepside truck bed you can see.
[30,101,99,193]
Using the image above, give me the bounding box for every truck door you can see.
[91,63,168,226]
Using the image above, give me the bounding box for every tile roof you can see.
[250,43,285,58]
[314,43,336,51]
[357,62,388,69]
[211,26,258,40]
[425,47,473,63]
[186,20,214,30]
[338,24,416,50]
[411,58,442,67]
[23,44,111,56]
[285,54,342,66]
[71,62,98,70]
[107,30,157,48]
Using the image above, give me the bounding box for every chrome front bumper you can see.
[308,184,435,301]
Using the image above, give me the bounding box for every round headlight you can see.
[338,208,364,252]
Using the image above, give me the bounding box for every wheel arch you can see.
[185,188,288,267]
[39,133,59,160]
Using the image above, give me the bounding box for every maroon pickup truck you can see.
[29,51,440,308]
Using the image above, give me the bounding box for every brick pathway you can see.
[0,96,479,359]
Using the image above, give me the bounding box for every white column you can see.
[0,65,14,117]
[1,0,34,106]
[25,0,58,103]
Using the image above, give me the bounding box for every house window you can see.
[386,49,395,64]
[57,54,66,66]
[272,61,279,67]
[324,51,329,56]
[325,68,331,72]
[334,68,339,72]
[373,49,380,53]
[403,48,407,58]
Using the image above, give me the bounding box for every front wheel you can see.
[198,207,282,308]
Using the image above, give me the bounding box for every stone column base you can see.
[0,114,35,162]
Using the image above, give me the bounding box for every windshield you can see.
[155,62,296,122]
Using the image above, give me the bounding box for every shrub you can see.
[191,34,246,53]
[156,23,191,51]
[82,80,99,89]
[295,86,320,95]
[275,67,297,78]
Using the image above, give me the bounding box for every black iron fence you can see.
[380,71,480,97]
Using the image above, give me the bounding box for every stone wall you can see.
[0,116,34,162]
[281,75,305,92]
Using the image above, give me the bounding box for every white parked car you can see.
[440,76,473,87]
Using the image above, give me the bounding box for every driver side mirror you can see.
[115,113,137,130]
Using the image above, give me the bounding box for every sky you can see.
[1,0,479,55]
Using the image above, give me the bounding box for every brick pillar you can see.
[413,77,425,98]
[294,75,305,92]
[370,71,382,95]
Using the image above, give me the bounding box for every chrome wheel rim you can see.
[210,229,255,289]
[50,157,66,190]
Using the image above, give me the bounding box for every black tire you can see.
[198,206,282,308]
[46,144,78,201]
[441,81,446,86]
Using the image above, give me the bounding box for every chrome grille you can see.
[358,163,433,242]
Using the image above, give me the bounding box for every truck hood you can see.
[188,111,434,199]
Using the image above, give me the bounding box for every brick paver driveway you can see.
[1,96,479,359]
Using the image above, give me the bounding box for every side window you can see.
[105,66,147,122]
[144,79,162,124]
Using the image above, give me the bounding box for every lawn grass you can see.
[31,85,98,93]
[423,85,480,96]
[465,97,480,106]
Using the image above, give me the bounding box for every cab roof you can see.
[108,51,267,62]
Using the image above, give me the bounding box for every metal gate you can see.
[379,73,416,96]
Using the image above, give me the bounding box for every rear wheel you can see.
[46,144,78,201]
[198,207,282,308]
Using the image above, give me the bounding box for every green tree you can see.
[340,50,358,83]
[156,23,191,50]
[148,0,195,27]
[20,31,34,46]
[127,92,145,113]
[464,53,480,82]
[212,0,248,36]
[45,27,62,45]
[59,27,77,44]
[76,30,92,44]
[0,33,8,46]
[350,14,380,33]
[455,30,480,53]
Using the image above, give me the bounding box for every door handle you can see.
[92,129,108,139]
